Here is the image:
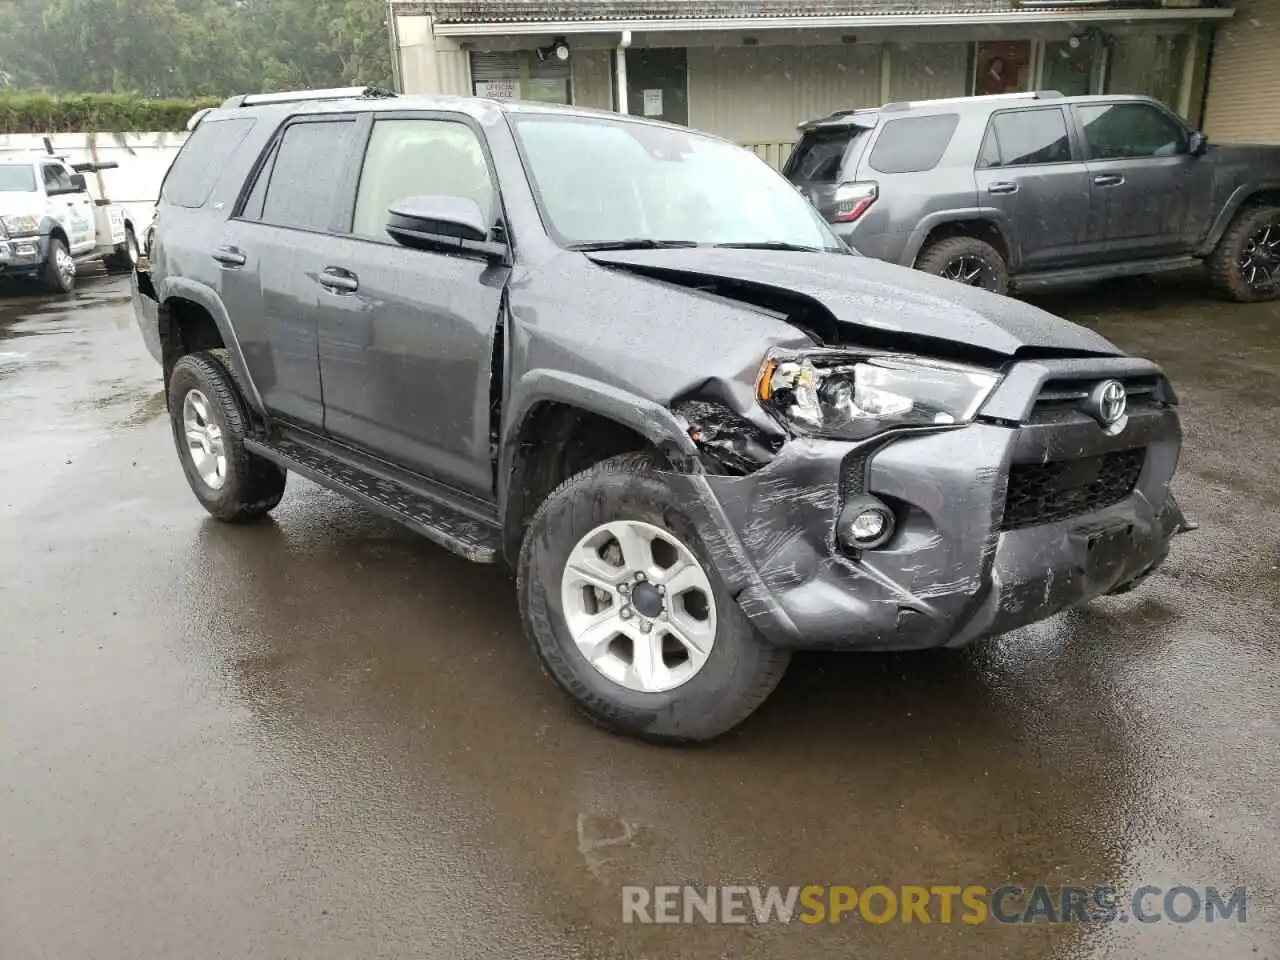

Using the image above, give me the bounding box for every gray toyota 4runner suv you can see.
[787,91,1280,301]
[133,87,1191,743]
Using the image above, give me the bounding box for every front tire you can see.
[41,237,75,294]
[167,352,286,522]
[517,453,790,743]
[1208,205,1279,302]
[916,235,1010,296]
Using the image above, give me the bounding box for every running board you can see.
[244,436,502,563]
[1012,255,1199,292]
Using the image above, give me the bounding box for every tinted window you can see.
[254,120,359,232]
[163,117,255,208]
[982,108,1072,167]
[352,119,495,241]
[786,129,862,183]
[1077,103,1187,160]
[867,114,959,174]
[240,142,277,221]
[42,164,74,193]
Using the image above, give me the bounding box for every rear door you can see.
[974,106,1092,269]
[219,115,363,427]
[312,112,507,496]
[784,122,872,220]
[1072,101,1197,259]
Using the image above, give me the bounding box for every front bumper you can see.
[668,380,1184,651]
[0,235,46,275]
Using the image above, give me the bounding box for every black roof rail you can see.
[880,90,1064,112]
[219,85,398,109]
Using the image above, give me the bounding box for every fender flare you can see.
[156,275,268,416]
[38,215,67,244]
[1197,182,1280,256]
[498,369,701,553]
[901,208,1018,271]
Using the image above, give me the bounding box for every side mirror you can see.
[1188,131,1208,156]
[385,196,505,260]
[68,173,88,192]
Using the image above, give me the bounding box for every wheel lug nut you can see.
[656,584,665,595]
[636,572,646,582]
[639,620,652,633]
[620,607,632,620]
[619,583,630,595]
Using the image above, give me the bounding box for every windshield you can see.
[0,165,37,193]
[509,114,845,252]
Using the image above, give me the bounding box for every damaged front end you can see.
[665,345,1187,652]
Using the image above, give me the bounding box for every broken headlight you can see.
[759,354,1000,441]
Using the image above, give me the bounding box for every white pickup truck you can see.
[0,151,137,293]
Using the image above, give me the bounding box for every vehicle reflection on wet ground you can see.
[1,272,1275,959]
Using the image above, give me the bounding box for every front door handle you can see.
[1093,174,1125,187]
[318,267,359,294]
[212,246,246,267]
[987,181,1019,195]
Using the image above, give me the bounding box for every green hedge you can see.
[0,92,221,133]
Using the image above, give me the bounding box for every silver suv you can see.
[787,91,1280,301]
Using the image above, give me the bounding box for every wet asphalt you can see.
[0,271,1276,960]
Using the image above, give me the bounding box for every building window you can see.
[470,51,570,104]
[973,40,1033,96]
[1104,34,1191,113]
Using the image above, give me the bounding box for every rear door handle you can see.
[987,181,1019,195]
[318,267,358,293]
[1093,174,1125,187]
[212,247,246,267]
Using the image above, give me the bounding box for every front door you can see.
[625,48,688,126]
[217,115,364,427]
[1073,101,1199,259]
[42,163,95,254]
[313,114,507,496]
[975,106,1093,270]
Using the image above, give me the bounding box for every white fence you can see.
[0,131,186,240]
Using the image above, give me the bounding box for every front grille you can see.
[1002,448,1145,530]
[1029,376,1163,424]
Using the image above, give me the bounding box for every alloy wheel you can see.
[55,247,75,286]
[560,520,717,694]
[182,389,227,490]
[1239,222,1279,290]
[940,254,997,290]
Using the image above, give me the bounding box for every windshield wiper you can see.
[711,241,827,252]
[568,239,702,251]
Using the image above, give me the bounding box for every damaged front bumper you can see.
[666,399,1186,651]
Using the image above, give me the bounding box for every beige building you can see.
[390,0,1268,166]
[1203,0,1280,144]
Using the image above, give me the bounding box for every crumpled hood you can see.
[586,248,1123,358]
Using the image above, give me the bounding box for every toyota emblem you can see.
[1086,379,1128,429]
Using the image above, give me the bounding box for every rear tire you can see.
[105,226,140,275]
[916,235,1010,296]
[517,452,790,743]
[167,352,286,523]
[1208,205,1280,302]
[41,237,75,294]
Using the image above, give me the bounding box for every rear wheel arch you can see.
[914,217,1013,267]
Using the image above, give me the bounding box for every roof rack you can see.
[881,90,1063,112]
[219,85,398,109]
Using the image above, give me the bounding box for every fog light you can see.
[837,495,896,551]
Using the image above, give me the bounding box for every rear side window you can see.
[981,108,1072,168]
[786,129,862,183]
[244,119,360,232]
[162,117,255,208]
[867,114,959,174]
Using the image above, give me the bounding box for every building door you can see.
[625,48,688,125]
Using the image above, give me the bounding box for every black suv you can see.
[787,91,1280,301]
[133,87,1190,742]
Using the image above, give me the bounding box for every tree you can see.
[0,0,391,97]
